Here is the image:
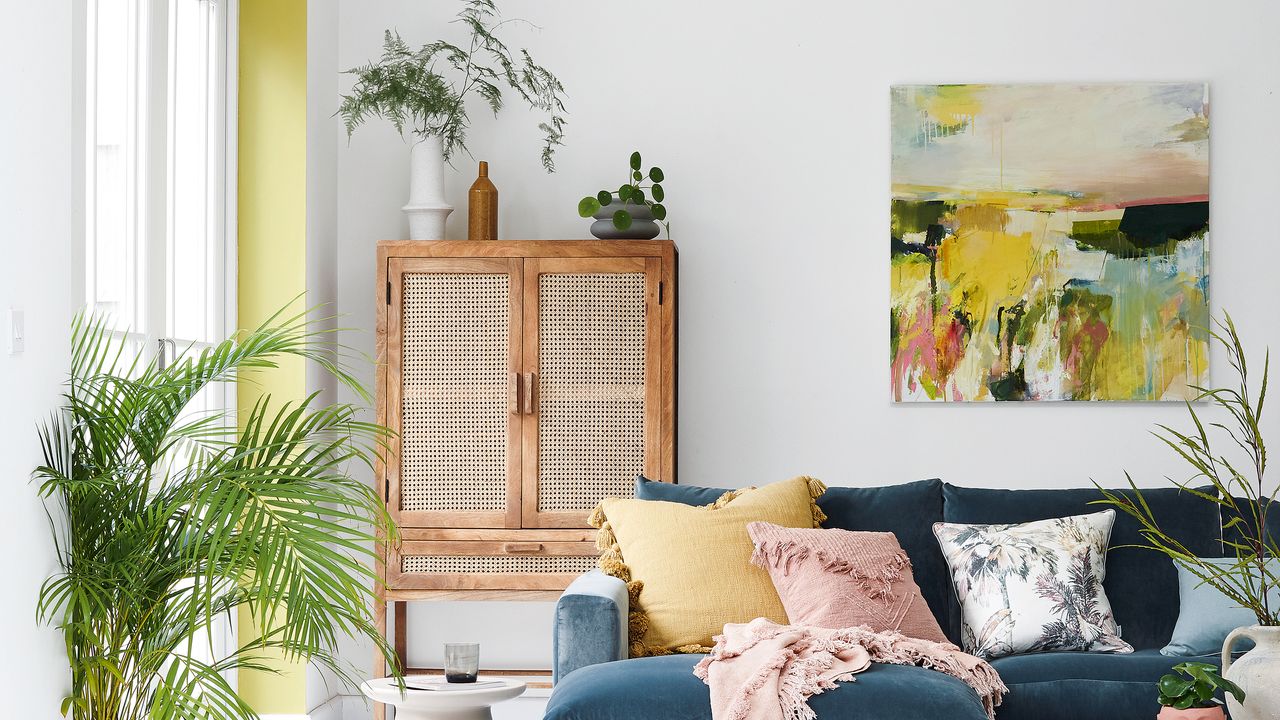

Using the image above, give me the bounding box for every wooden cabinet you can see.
[375,241,677,600]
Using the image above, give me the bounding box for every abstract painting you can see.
[890,83,1209,402]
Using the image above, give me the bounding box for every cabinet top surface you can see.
[377,239,677,258]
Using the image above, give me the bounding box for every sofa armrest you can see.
[552,570,628,683]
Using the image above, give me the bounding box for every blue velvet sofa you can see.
[544,479,1230,720]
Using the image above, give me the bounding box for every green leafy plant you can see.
[577,151,670,236]
[1095,314,1277,626]
[1157,661,1245,709]
[338,0,567,171]
[34,308,402,720]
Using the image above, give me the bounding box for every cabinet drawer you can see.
[388,540,599,591]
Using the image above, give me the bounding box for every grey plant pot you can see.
[590,199,661,240]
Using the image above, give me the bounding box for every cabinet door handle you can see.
[503,542,543,554]
[523,372,537,414]
[509,372,520,414]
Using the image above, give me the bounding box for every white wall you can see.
[0,1,78,717]
[325,0,1280,693]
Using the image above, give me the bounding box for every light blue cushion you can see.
[553,571,628,683]
[1162,557,1280,656]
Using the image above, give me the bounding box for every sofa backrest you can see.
[635,477,1225,650]
[940,483,1223,650]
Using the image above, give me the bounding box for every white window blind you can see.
[83,0,237,669]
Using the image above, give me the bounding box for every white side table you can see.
[361,677,527,720]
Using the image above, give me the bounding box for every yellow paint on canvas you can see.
[918,85,983,126]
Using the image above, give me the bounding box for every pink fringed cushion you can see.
[747,522,949,643]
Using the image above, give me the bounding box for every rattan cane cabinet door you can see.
[521,257,661,528]
[387,257,523,529]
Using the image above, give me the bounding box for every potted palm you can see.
[1096,315,1277,720]
[339,0,567,241]
[34,309,401,720]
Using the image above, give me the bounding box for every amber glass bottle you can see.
[468,161,498,240]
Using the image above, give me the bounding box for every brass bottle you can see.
[468,161,498,241]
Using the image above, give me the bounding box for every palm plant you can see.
[1096,314,1277,626]
[34,308,401,720]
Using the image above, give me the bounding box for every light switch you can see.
[8,307,24,355]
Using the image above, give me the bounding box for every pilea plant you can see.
[578,151,669,236]
[1157,662,1244,710]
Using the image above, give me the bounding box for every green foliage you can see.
[338,0,567,172]
[34,307,402,720]
[1157,662,1245,709]
[577,150,670,237]
[1094,313,1278,627]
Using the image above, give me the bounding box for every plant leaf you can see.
[597,190,613,206]
[651,203,667,221]
[578,197,601,217]
[613,209,632,230]
[649,166,664,182]
[651,184,664,202]
[630,151,642,170]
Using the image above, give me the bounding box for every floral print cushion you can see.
[932,510,1133,659]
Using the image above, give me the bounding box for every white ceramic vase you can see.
[403,136,453,240]
[1222,625,1280,720]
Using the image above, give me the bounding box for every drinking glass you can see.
[444,643,480,683]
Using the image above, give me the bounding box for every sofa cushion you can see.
[545,654,992,720]
[635,476,726,505]
[942,484,1222,650]
[933,511,1132,659]
[591,476,826,655]
[1163,557,1280,656]
[989,649,1220,720]
[637,477,954,642]
[747,522,949,643]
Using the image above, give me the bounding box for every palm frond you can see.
[35,308,401,720]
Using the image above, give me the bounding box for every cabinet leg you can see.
[373,591,387,720]
[395,601,408,672]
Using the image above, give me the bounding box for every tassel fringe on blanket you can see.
[693,618,1007,720]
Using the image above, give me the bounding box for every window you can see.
[83,0,237,666]
[85,0,234,356]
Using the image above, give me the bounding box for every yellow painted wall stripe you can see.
[236,0,308,713]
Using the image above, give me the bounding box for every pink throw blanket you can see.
[693,618,1007,720]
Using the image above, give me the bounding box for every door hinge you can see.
[658,282,664,305]
[386,281,392,304]
[384,478,390,503]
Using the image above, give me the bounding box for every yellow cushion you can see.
[588,476,827,656]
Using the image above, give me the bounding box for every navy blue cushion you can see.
[942,484,1222,651]
[990,649,1220,720]
[635,477,953,642]
[545,654,991,720]
[634,476,727,506]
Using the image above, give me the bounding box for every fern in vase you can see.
[338,0,567,171]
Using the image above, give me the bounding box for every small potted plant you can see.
[1156,662,1244,720]
[577,151,669,239]
[339,0,567,240]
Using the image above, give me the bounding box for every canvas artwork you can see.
[890,83,1209,402]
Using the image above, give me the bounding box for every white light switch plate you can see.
[8,307,24,355]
